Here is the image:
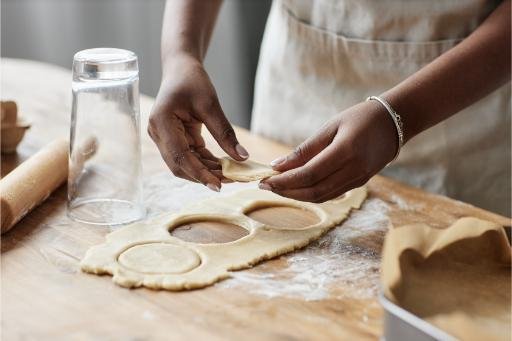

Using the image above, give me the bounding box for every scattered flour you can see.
[389,193,423,211]
[220,197,390,301]
[141,310,156,321]
[144,173,390,301]
[144,173,255,217]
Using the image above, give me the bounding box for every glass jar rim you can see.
[74,48,137,64]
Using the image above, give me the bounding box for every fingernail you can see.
[235,144,249,159]
[207,183,220,192]
[258,182,272,191]
[270,156,285,167]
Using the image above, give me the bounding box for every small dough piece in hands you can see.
[220,157,279,182]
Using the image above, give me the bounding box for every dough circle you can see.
[81,187,367,290]
[220,157,279,182]
[118,243,200,274]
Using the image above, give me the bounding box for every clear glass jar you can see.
[68,48,145,225]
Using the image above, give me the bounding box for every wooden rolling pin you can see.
[0,138,97,234]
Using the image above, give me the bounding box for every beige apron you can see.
[251,0,511,216]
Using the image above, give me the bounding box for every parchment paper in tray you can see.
[381,217,511,341]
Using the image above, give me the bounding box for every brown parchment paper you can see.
[381,217,511,341]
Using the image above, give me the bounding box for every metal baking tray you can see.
[380,226,511,340]
[379,293,456,341]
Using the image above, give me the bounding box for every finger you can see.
[173,169,199,183]
[149,112,195,184]
[184,123,220,162]
[179,151,222,190]
[185,130,219,163]
[263,137,347,190]
[211,169,230,180]
[157,116,221,190]
[199,101,249,161]
[317,179,366,202]
[195,146,218,162]
[266,167,366,203]
[270,120,338,172]
[209,170,233,183]
[199,158,221,170]
[185,131,196,147]
[312,174,367,203]
[185,124,206,150]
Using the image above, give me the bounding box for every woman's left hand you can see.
[259,100,399,202]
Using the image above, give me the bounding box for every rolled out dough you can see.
[382,217,511,341]
[220,157,279,182]
[81,186,367,291]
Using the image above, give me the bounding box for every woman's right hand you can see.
[148,54,249,191]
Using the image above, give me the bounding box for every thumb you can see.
[201,101,249,161]
[270,121,338,172]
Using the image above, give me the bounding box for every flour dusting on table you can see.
[389,193,423,211]
[144,173,389,301]
[221,198,389,301]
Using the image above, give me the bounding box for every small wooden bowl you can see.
[1,120,30,154]
[1,101,31,153]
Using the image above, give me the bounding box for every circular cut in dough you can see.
[246,205,320,230]
[171,220,249,244]
[118,243,200,274]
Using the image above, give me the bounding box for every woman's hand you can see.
[259,101,398,202]
[148,54,249,191]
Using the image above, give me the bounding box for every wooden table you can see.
[1,59,509,340]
